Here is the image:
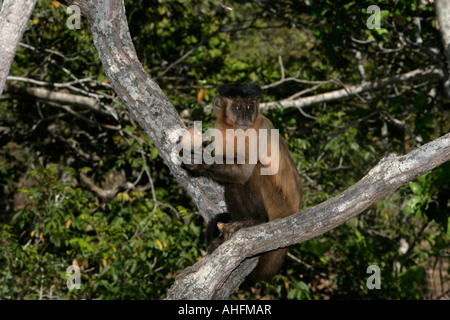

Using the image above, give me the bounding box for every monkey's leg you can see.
[207,218,263,254]
[248,248,289,281]
[206,213,231,254]
[218,219,264,241]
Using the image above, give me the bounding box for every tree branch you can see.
[3,83,109,116]
[166,133,450,299]
[435,0,450,97]
[259,66,444,111]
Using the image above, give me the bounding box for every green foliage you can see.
[1,164,204,299]
[1,0,448,300]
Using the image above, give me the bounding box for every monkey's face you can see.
[226,98,258,129]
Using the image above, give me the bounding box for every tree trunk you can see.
[0,0,38,97]
[435,0,450,97]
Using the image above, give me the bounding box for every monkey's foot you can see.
[218,220,257,241]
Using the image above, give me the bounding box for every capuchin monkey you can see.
[182,83,303,281]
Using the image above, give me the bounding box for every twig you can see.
[218,1,233,11]
[354,50,367,83]
[287,252,328,278]
[382,111,425,144]
[39,266,44,300]
[79,172,133,201]
[156,39,206,79]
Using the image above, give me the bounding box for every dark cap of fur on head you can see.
[217,83,262,98]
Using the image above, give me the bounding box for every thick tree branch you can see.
[3,83,109,116]
[259,66,444,111]
[58,0,226,224]
[0,0,38,97]
[166,133,450,299]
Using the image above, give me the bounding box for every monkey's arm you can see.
[182,160,255,184]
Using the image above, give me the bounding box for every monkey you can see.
[181,82,303,281]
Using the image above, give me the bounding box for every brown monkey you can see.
[182,83,302,281]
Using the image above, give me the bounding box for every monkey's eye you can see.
[232,104,242,111]
[246,104,254,111]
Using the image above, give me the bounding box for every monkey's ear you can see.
[212,95,224,114]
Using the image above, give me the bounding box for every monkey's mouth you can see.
[235,121,252,130]
[235,125,251,130]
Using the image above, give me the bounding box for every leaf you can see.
[69,238,94,253]
[197,89,204,103]
[409,182,422,195]
[150,147,159,160]
[97,74,107,84]
[402,196,421,215]
[400,266,426,285]
[98,265,110,278]
[155,239,164,250]
[117,192,130,202]
[447,219,450,237]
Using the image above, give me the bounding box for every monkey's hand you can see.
[180,149,210,174]
[181,162,204,174]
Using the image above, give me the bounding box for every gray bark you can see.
[4,83,103,114]
[0,0,38,98]
[435,0,450,97]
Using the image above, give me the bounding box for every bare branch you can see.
[382,111,425,144]
[156,39,206,80]
[166,133,450,299]
[80,172,133,201]
[435,0,450,97]
[354,50,366,83]
[261,72,334,91]
[218,1,233,11]
[259,66,444,111]
[3,83,111,117]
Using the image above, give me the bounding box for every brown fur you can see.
[183,86,302,281]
